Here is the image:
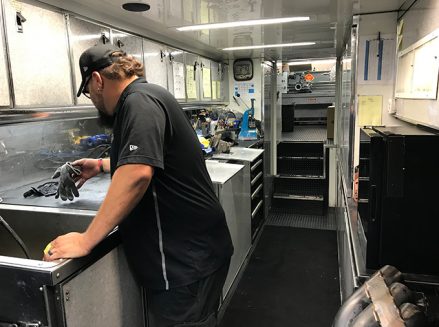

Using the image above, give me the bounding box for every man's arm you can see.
[44,163,153,261]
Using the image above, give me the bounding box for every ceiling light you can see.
[288,59,336,65]
[122,2,150,12]
[223,42,315,51]
[177,17,309,31]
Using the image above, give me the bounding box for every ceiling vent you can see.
[122,2,150,12]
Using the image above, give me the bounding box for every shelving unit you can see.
[272,126,328,215]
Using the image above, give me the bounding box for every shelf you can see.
[276,174,325,179]
[273,194,324,201]
[278,156,323,160]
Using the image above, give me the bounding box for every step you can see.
[277,157,324,176]
[271,197,325,215]
[276,174,325,180]
[273,194,324,201]
[274,178,325,197]
[277,142,324,158]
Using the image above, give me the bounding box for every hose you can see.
[0,214,31,259]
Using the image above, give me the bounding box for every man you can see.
[44,44,233,327]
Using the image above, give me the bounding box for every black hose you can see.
[0,214,31,259]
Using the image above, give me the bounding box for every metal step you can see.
[274,177,325,197]
[273,194,324,201]
[271,197,325,215]
[277,157,324,176]
[276,174,325,180]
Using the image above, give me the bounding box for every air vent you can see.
[122,2,150,12]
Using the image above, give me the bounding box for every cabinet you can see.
[200,57,212,101]
[111,30,143,65]
[358,126,439,276]
[185,53,200,102]
[205,160,249,300]
[212,148,265,241]
[142,39,168,90]
[4,0,73,107]
[68,16,110,105]
[211,61,228,102]
[0,5,10,107]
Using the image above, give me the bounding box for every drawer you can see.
[250,158,263,180]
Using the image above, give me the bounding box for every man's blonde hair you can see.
[100,51,144,80]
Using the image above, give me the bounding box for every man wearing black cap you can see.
[44,44,233,327]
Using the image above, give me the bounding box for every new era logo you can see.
[129,145,138,151]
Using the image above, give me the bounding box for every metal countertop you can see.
[205,161,244,185]
[212,147,263,162]
[0,175,110,211]
[1,161,245,208]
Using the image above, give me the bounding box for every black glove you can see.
[23,181,59,198]
[52,162,81,201]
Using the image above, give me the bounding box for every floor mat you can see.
[219,226,340,327]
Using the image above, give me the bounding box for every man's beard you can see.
[97,110,115,128]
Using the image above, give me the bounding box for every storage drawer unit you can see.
[212,148,265,241]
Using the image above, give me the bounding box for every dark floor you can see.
[219,222,340,327]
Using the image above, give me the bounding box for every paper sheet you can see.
[358,95,382,126]
[202,68,212,98]
[186,65,197,99]
[212,80,217,100]
[172,61,186,99]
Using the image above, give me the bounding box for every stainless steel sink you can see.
[0,204,95,260]
[0,204,145,327]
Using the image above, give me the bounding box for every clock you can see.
[233,59,253,81]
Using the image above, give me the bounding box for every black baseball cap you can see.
[76,44,124,97]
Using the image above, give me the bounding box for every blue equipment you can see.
[238,98,258,141]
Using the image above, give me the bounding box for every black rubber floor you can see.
[219,226,340,327]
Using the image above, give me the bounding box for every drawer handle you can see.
[251,172,263,186]
[251,200,263,218]
[251,159,263,172]
[251,184,263,200]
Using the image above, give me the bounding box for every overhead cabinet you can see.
[68,16,110,105]
[142,39,168,90]
[3,0,73,107]
[200,57,212,101]
[185,53,201,102]
[111,30,143,65]
[211,61,229,102]
[0,6,10,107]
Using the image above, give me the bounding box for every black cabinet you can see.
[358,126,439,276]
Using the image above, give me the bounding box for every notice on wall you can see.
[234,82,255,96]
[358,36,396,84]
[202,67,212,98]
[358,95,383,126]
[172,61,185,99]
[186,65,197,99]
[212,79,217,100]
[216,81,221,99]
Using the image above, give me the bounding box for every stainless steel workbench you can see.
[0,160,249,325]
[205,160,249,300]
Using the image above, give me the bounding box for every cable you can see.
[0,214,31,259]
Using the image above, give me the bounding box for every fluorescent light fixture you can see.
[177,17,309,31]
[288,59,336,65]
[223,42,315,51]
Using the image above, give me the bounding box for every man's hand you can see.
[52,162,81,201]
[71,158,102,189]
[43,232,92,261]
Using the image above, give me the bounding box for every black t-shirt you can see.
[110,77,233,290]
